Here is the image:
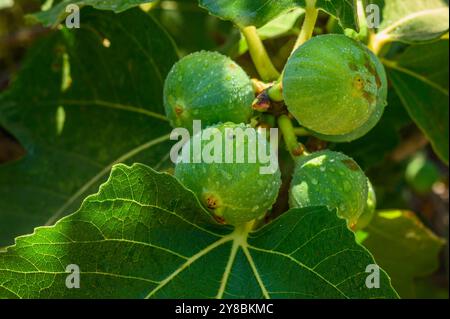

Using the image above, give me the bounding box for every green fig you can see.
[283,34,387,139]
[289,150,368,226]
[164,51,254,130]
[175,122,282,225]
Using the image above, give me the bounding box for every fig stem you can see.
[293,127,311,137]
[241,26,281,82]
[234,220,256,234]
[278,115,306,158]
[355,0,369,44]
[267,82,284,102]
[292,1,319,53]
[369,32,391,56]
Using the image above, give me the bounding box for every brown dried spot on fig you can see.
[348,62,358,72]
[252,91,271,112]
[342,159,360,171]
[364,60,377,76]
[375,73,382,89]
[362,91,375,104]
[364,59,382,89]
[174,105,184,116]
[205,195,220,210]
[213,215,226,224]
[353,76,365,91]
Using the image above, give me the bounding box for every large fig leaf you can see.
[199,0,358,30]
[360,210,445,298]
[149,0,235,56]
[0,8,177,246]
[31,0,157,26]
[370,0,449,47]
[257,8,305,39]
[0,164,398,298]
[383,40,449,164]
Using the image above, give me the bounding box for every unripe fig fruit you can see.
[283,34,388,137]
[175,122,282,226]
[164,51,254,130]
[353,180,377,230]
[289,150,368,226]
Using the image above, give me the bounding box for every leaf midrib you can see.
[140,215,353,299]
[382,58,449,96]
[145,234,234,298]
[143,221,272,299]
[48,99,169,121]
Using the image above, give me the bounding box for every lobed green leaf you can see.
[199,0,358,30]
[370,0,449,47]
[0,164,398,298]
[360,210,445,298]
[383,40,449,164]
[31,0,158,26]
[0,8,177,246]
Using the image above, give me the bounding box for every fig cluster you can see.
[164,33,383,228]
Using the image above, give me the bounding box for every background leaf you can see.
[149,0,235,56]
[383,40,449,164]
[236,8,305,57]
[360,210,445,298]
[0,163,398,298]
[0,8,178,246]
[370,0,449,44]
[257,8,305,39]
[0,0,14,10]
[31,0,157,26]
[199,0,358,30]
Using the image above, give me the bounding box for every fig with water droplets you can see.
[175,122,282,225]
[289,150,368,226]
[164,51,254,130]
[283,34,387,140]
